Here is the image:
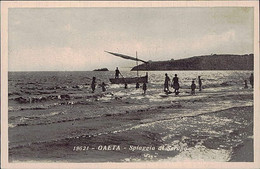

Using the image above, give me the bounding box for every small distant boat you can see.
[93,68,109,71]
[109,75,148,84]
[105,51,148,85]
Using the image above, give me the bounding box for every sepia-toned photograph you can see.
[1,1,259,168]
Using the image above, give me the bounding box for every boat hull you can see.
[109,75,148,84]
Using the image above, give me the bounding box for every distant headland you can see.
[93,68,109,71]
[131,54,253,71]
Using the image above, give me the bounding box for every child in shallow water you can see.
[191,80,196,95]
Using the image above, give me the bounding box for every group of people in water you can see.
[164,73,181,95]
[91,67,147,94]
[116,67,147,94]
[91,68,254,95]
[91,77,108,93]
[164,73,253,95]
[164,73,200,95]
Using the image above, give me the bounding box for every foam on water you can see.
[8,123,17,128]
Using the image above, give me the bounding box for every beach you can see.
[8,71,254,162]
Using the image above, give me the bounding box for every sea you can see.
[8,70,254,162]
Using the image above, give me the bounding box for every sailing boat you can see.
[105,51,148,84]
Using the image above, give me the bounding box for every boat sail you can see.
[105,51,148,84]
[104,51,148,63]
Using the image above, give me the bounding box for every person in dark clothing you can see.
[164,73,170,92]
[172,74,180,95]
[101,82,106,92]
[124,83,128,89]
[91,77,96,93]
[198,76,202,91]
[143,83,147,94]
[191,80,196,95]
[244,80,248,89]
[136,82,140,89]
[115,67,120,79]
[249,73,253,88]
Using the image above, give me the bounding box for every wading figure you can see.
[244,80,248,89]
[101,82,106,92]
[172,74,180,95]
[191,80,196,95]
[91,77,96,93]
[249,73,253,88]
[115,67,120,79]
[136,82,140,89]
[143,83,147,95]
[198,76,202,91]
[164,73,170,92]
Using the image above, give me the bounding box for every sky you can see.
[8,7,254,71]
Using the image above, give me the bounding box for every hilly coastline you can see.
[131,54,253,71]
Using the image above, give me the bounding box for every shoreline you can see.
[9,105,253,162]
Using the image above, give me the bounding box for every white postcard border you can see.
[1,1,259,169]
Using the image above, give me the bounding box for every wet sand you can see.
[9,92,253,162]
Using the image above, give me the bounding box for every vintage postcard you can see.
[1,1,259,168]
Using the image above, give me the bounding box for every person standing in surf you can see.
[143,83,147,95]
[172,74,180,95]
[198,76,202,91]
[91,77,96,93]
[101,82,106,92]
[164,73,170,92]
[249,73,253,88]
[115,67,120,79]
[191,80,196,95]
[244,80,248,89]
[136,82,140,89]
